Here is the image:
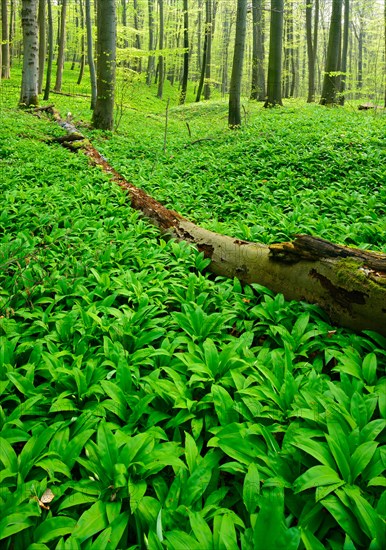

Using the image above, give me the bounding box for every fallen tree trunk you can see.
[42,106,386,336]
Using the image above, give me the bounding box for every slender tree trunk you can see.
[250,0,265,100]
[43,0,53,100]
[221,7,232,95]
[306,0,319,102]
[146,0,155,84]
[320,0,343,105]
[92,0,116,130]
[77,0,85,85]
[179,0,189,104]
[264,0,284,107]
[357,26,363,96]
[203,0,212,100]
[1,0,10,78]
[133,0,142,72]
[38,0,45,93]
[384,1,386,108]
[228,0,247,128]
[85,0,97,109]
[121,0,128,49]
[54,0,67,92]
[196,0,211,101]
[157,0,164,99]
[9,0,15,67]
[19,0,39,107]
[338,0,349,105]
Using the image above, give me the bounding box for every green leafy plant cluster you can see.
[0,95,385,548]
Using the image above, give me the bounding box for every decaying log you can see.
[41,106,386,336]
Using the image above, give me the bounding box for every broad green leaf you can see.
[69,500,108,543]
[343,485,385,546]
[128,478,147,514]
[350,441,378,482]
[243,463,260,514]
[322,495,365,546]
[184,431,199,474]
[0,437,18,471]
[294,465,342,493]
[300,528,326,550]
[188,511,213,548]
[214,513,239,550]
[34,517,77,543]
[165,530,201,549]
[97,421,118,478]
[290,438,335,469]
[362,353,377,386]
[90,527,111,550]
[212,384,237,426]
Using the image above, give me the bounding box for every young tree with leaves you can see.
[93,0,116,130]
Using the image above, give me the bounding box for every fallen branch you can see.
[40,106,386,335]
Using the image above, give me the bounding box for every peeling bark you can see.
[41,106,386,336]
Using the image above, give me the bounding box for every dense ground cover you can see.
[0,76,385,549]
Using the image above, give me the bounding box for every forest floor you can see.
[0,72,386,549]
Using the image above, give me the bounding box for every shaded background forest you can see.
[1,0,385,107]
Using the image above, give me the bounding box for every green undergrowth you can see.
[0,84,385,550]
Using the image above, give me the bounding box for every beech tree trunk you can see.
[320,0,342,105]
[43,107,386,337]
[85,0,97,109]
[19,0,39,107]
[264,0,284,107]
[1,0,10,79]
[92,0,116,129]
[43,0,53,101]
[179,0,189,104]
[250,0,265,101]
[54,0,67,92]
[228,0,247,127]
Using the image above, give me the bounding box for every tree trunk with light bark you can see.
[264,0,284,107]
[92,0,116,129]
[228,0,247,127]
[19,0,39,107]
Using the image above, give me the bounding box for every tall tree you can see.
[264,0,284,107]
[157,0,164,99]
[92,0,116,130]
[196,0,211,101]
[1,0,10,78]
[54,0,67,92]
[179,0,189,104]
[19,0,39,107]
[133,0,141,72]
[338,0,349,105]
[384,0,386,108]
[146,0,155,84]
[43,0,53,100]
[250,0,265,101]
[203,0,213,100]
[38,0,45,93]
[76,0,85,85]
[85,0,97,109]
[320,0,343,105]
[306,0,319,102]
[228,0,247,127]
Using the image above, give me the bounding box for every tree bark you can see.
[38,0,45,93]
[157,0,164,99]
[338,0,349,105]
[228,0,247,128]
[76,0,85,85]
[146,0,155,85]
[320,0,342,105]
[45,108,386,337]
[54,0,67,92]
[250,0,265,101]
[92,0,116,130]
[85,0,97,109]
[306,0,319,103]
[19,0,39,107]
[1,0,10,78]
[264,0,284,107]
[43,0,53,101]
[179,0,189,104]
